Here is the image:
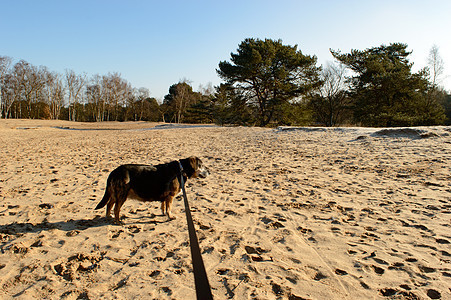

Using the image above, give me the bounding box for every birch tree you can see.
[427,45,444,87]
[12,61,47,118]
[65,69,86,121]
[163,80,196,123]
[425,45,447,124]
[0,56,12,118]
[101,72,131,121]
[136,87,150,121]
[86,74,105,121]
[44,71,65,119]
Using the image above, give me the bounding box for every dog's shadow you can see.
[0,214,170,236]
[0,215,110,236]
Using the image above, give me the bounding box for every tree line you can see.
[0,59,161,122]
[1,38,450,126]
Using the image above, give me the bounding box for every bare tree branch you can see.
[427,44,445,87]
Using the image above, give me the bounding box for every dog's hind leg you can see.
[113,199,124,225]
[161,201,166,216]
[105,184,117,219]
[113,189,129,225]
[106,197,114,218]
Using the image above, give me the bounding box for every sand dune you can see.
[1,120,450,299]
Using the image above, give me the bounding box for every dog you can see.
[95,156,209,224]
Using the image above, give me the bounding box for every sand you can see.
[0,119,450,299]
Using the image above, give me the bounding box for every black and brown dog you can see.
[95,156,208,224]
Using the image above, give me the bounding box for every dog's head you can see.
[182,156,209,179]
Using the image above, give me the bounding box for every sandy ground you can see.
[0,119,450,299]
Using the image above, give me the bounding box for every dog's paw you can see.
[114,219,125,226]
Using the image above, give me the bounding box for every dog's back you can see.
[126,162,180,200]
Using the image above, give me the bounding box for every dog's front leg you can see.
[164,196,176,220]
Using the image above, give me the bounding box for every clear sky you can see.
[1,0,450,100]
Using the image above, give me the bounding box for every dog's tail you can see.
[95,187,110,210]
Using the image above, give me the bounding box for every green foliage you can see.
[331,43,445,126]
[276,100,314,126]
[212,84,254,125]
[129,97,160,121]
[217,38,322,126]
[444,93,451,125]
[162,82,199,123]
[185,97,214,124]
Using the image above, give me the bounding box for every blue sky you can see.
[1,0,451,99]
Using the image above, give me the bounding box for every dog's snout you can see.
[199,166,209,178]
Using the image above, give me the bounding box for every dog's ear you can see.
[181,156,196,178]
[188,156,198,169]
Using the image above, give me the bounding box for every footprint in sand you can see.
[418,265,436,273]
[426,289,441,299]
[297,226,312,234]
[127,225,141,233]
[244,245,271,261]
[5,243,29,254]
[216,269,230,276]
[258,215,287,229]
[149,270,161,278]
[113,277,128,290]
[373,257,388,265]
[399,284,411,290]
[388,262,405,270]
[224,210,237,216]
[334,268,348,275]
[60,291,89,299]
[406,257,418,263]
[269,221,285,229]
[161,287,172,296]
[271,282,284,296]
[313,271,327,281]
[38,203,53,209]
[31,240,43,247]
[66,230,80,237]
[371,265,385,275]
[435,238,449,244]
[55,253,104,282]
[379,288,419,299]
[111,230,123,239]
